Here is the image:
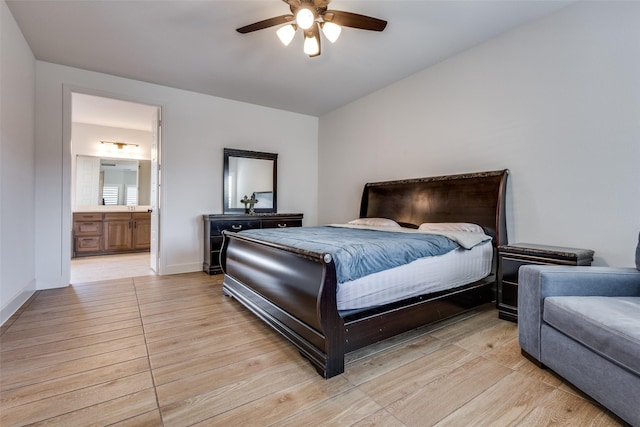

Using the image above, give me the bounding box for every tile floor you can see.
[70,252,155,284]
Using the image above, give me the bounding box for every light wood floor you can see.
[0,273,625,426]
[70,253,154,284]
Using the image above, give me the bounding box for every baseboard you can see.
[162,262,202,276]
[1,279,36,327]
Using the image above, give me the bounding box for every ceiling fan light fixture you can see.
[236,0,387,58]
[276,24,296,46]
[303,35,320,56]
[321,22,341,43]
[296,8,315,30]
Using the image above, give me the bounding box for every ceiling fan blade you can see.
[236,15,294,34]
[283,0,328,8]
[282,0,301,7]
[324,10,387,31]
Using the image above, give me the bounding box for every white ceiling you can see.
[8,0,573,121]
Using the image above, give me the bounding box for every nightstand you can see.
[497,243,594,322]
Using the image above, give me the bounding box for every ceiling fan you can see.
[236,0,387,58]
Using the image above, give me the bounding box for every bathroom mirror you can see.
[223,148,277,214]
[75,155,151,207]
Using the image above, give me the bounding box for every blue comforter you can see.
[238,226,460,283]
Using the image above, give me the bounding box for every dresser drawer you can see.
[209,220,260,235]
[261,219,302,229]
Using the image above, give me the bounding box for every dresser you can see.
[203,213,303,274]
[73,211,151,257]
[497,243,594,322]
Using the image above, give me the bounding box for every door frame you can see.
[63,86,163,278]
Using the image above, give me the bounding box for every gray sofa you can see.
[518,242,640,425]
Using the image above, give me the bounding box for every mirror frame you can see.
[223,148,278,214]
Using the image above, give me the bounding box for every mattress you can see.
[336,241,493,311]
[238,225,464,284]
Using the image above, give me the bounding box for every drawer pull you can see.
[277,223,287,228]
[231,225,243,230]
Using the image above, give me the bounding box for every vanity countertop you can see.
[74,205,152,213]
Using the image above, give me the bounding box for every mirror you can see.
[223,148,277,214]
[75,155,151,207]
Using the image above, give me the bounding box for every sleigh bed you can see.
[220,169,508,378]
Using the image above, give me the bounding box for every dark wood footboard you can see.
[221,232,345,378]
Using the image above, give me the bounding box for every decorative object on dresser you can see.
[202,213,303,275]
[72,212,151,257]
[497,243,594,322]
[221,169,508,378]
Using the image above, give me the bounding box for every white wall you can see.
[318,1,640,268]
[0,0,37,323]
[72,122,153,160]
[35,62,318,288]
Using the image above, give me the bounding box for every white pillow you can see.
[348,218,401,228]
[418,222,484,233]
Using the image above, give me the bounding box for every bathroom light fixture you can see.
[100,141,139,150]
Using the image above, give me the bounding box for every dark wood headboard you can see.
[359,169,509,247]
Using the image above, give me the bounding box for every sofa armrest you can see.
[518,265,640,362]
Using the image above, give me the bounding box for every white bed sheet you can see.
[336,242,493,311]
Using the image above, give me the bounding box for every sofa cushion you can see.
[543,296,640,375]
[636,231,640,270]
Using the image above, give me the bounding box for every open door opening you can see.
[69,91,162,281]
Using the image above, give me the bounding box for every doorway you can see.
[69,92,161,283]
[71,253,154,283]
